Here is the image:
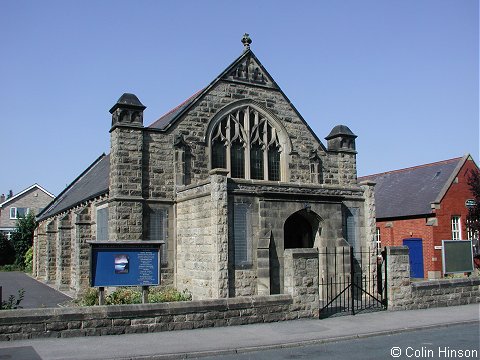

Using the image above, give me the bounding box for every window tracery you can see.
[211,107,282,181]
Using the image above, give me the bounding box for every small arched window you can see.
[210,106,283,181]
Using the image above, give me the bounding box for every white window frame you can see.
[375,227,381,252]
[9,207,17,219]
[451,216,461,240]
[9,207,30,219]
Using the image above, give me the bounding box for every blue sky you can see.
[1,0,478,197]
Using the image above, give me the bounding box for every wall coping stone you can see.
[0,295,293,326]
[387,246,409,255]
[284,248,319,258]
[412,277,480,290]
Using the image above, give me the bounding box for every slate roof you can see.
[37,154,110,221]
[358,156,466,219]
[148,89,204,130]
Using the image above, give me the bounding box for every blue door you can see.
[403,238,424,278]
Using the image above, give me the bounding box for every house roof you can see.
[0,184,55,208]
[358,155,471,219]
[37,154,110,222]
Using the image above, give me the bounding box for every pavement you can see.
[0,272,72,309]
[0,303,478,360]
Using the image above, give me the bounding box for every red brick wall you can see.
[432,158,478,244]
[377,217,436,275]
[377,158,478,278]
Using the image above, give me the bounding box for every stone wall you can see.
[175,180,216,299]
[386,246,480,310]
[35,198,105,296]
[1,245,327,342]
[0,295,299,341]
[109,127,144,241]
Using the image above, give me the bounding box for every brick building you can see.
[34,35,375,298]
[359,155,479,279]
[0,184,54,239]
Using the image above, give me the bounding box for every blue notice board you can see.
[90,243,161,287]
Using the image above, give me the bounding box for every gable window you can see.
[250,144,263,180]
[149,208,168,265]
[233,203,252,267]
[268,146,281,181]
[451,216,461,240]
[231,141,245,178]
[9,207,29,219]
[210,106,283,181]
[212,141,226,169]
[96,207,109,241]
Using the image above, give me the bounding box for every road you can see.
[198,323,480,360]
[0,271,71,308]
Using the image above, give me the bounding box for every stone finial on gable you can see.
[241,33,252,51]
[109,93,146,131]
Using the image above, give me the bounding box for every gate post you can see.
[284,248,319,318]
[385,246,413,310]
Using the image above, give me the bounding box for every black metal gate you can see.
[319,246,386,318]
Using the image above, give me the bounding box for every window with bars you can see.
[210,106,282,181]
[96,207,109,241]
[343,207,360,253]
[233,203,251,267]
[149,208,168,265]
[451,216,461,240]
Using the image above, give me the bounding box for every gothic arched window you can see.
[210,106,283,181]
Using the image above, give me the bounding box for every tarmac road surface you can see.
[0,271,72,309]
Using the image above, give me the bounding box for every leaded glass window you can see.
[231,141,245,178]
[268,146,280,181]
[250,144,264,180]
[212,140,226,169]
[210,106,283,181]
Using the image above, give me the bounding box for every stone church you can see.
[34,35,376,299]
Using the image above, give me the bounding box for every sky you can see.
[1,0,478,197]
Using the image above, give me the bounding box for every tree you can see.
[11,212,36,266]
[467,169,480,258]
[0,233,15,266]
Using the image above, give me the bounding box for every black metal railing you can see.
[319,246,386,318]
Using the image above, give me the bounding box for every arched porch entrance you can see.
[284,208,321,249]
[270,208,322,294]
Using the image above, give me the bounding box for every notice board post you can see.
[88,240,164,304]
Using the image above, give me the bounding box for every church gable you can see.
[153,35,333,185]
[222,51,277,89]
